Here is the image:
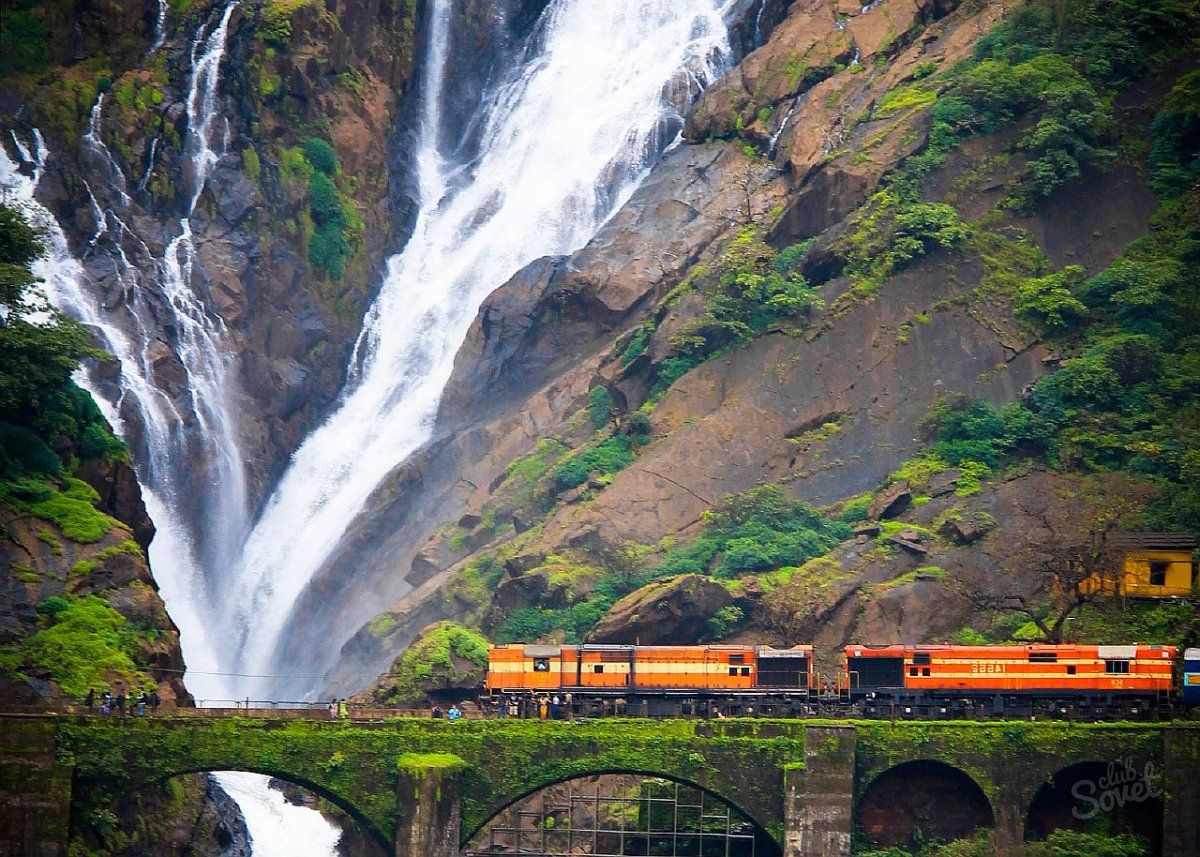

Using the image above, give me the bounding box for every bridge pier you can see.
[783,725,856,857]
[0,718,71,857]
[393,754,465,857]
[1163,726,1200,857]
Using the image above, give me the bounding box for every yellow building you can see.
[1082,533,1198,598]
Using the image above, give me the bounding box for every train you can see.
[482,643,1200,719]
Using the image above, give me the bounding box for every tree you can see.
[0,203,97,440]
[959,477,1155,642]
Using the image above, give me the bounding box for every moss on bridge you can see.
[43,716,1173,852]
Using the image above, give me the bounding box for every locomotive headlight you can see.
[904,707,912,714]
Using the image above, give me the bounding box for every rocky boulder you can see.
[588,575,733,645]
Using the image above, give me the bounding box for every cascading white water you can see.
[151,0,169,53]
[158,1,250,587]
[227,0,736,691]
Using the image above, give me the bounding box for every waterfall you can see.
[227,0,735,692]
[151,0,169,53]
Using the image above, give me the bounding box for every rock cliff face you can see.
[335,0,1197,693]
[0,433,190,707]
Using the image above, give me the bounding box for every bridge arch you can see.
[463,767,782,855]
[1025,760,1163,854]
[856,759,995,851]
[114,766,392,852]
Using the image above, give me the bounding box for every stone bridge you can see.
[2,715,1198,856]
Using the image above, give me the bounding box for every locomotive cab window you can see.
[729,667,739,676]
[1029,652,1058,663]
[913,653,931,665]
[593,665,604,674]
[1067,665,1077,675]
[729,654,745,665]
[741,667,751,676]
[1105,659,1130,674]
[922,668,931,677]
[909,667,919,677]
[1149,561,1168,586]
[533,658,551,672]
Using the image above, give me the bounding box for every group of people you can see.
[85,687,161,716]
[492,693,573,720]
[327,698,351,719]
[430,704,463,720]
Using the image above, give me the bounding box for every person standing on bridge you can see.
[328,699,338,720]
[447,704,462,721]
[338,698,349,719]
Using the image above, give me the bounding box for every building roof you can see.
[1114,532,1198,550]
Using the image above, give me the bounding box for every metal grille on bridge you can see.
[463,775,758,857]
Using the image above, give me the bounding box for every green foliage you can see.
[0,204,122,481]
[0,422,61,479]
[648,231,820,396]
[706,605,744,639]
[0,0,51,75]
[586,385,616,429]
[373,623,489,705]
[552,435,636,489]
[78,422,126,461]
[838,494,873,523]
[1025,831,1148,857]
[303,137,337,175]
[1014,265,1087,329]
[3,477,115,543]
[652,484,851,580]
[300,141,352,278]
[841,192,968,291]
[1149,69,1200,196]
[16,595,151,696]
[242,147,261,182]
[620,323,653,366]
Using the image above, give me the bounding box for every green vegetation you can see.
[586,385,616,428]
[841,193,969,292]
[370,623,489,705]
[552,435,637,489]
[494,484,849,642]
[0,0,51,76]
[647,230,821,398]
[652,484,851,580]
[3,595,152,696]
[281,137,357,278]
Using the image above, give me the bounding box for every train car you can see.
[1185,648,1200,707]
[485,643,815,714]
[841,643,1177,717]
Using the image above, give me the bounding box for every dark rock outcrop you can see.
[589,575,733,645]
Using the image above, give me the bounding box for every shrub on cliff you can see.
[7,595,152,696]
[654,484,850,580]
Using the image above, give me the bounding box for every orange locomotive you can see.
[842,643,1177,717]
[486,643,814,713]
